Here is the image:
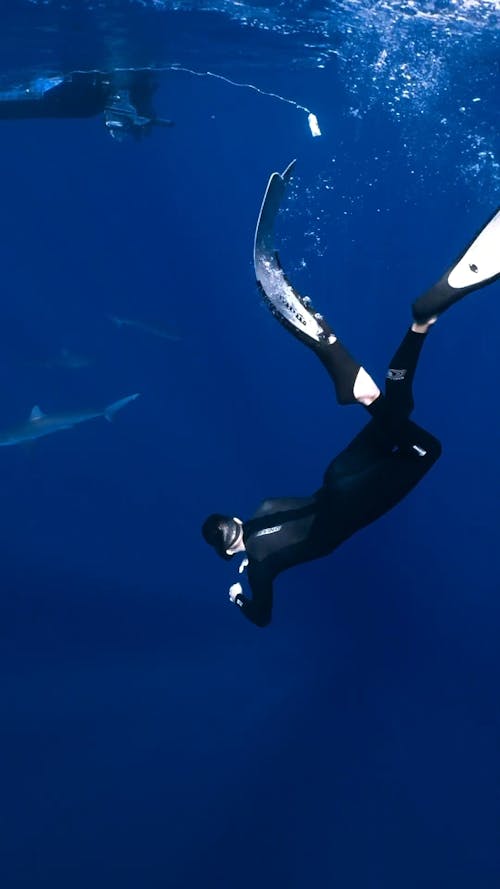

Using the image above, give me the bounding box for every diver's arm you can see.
[230,568,273,628]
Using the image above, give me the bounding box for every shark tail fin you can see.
[153,117,175,128]
[104,393,140,422]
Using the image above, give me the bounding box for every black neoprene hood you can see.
[201,514,241,560]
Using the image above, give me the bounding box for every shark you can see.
[0,393,140,447]
[33,347,93,371]
[109,314,181,342]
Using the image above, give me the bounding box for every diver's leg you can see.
[366,317,436,438]
[270,303,433,411]
[384,319,436,416]
[262,270,440,421]
[322,416,442,521]
[259,283,381,407]
[314,327,381,407]
[323,319,442,485]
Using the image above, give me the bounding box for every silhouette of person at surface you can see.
[0,69,173,140]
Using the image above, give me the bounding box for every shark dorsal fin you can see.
[29,405,45,422]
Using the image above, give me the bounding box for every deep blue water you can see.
[1,2,499,887]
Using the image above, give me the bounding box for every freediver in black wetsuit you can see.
[202,160,500,628]
[0,70,173,140]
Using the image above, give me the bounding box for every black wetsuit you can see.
[235,327,442,627]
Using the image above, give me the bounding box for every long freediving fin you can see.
[253,160,325,343]
[412,206,500,323]
[253,159,296,265]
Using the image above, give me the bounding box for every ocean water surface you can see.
[1,2,499,887]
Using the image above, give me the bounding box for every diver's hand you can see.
[229,583,243,603]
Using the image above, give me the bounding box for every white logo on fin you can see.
[29,405,45,422]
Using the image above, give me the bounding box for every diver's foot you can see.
[353,368,381,406]
[411,317,437,334]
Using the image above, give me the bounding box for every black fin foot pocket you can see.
[413,206,500,322]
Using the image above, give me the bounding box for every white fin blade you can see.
[448,208,500,289]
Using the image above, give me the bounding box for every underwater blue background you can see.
[0,2,499,887]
